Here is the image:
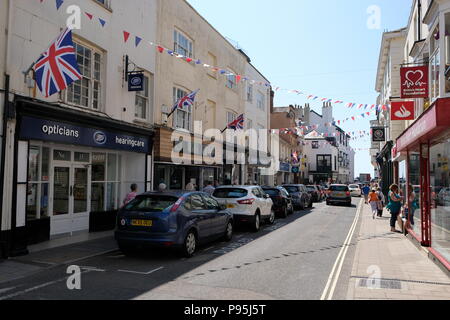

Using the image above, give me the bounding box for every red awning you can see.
[396,98,450,152]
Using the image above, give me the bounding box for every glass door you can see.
[53,166,70,216]
[73,166,88,214]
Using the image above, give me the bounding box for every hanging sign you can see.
[372,127,386,142]
[128,72,144,92]
[400,66,429,98]
[391,101,415,121]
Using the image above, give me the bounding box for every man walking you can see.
[203,181,215,195]
[362,184,370,204]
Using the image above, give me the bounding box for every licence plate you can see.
[227,204,235,209]
[131,219,153,227]
[335,193,345,197]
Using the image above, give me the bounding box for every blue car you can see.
[115,191,234,257]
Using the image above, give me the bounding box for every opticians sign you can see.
[391,101,415,121]
[400,66,429,99]
[20,116,151,153]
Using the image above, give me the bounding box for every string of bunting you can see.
[40,0,389,113]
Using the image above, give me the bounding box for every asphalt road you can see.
[0,198,361,300]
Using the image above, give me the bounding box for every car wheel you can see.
[253,213,261,232]
[282,205,289,218]
[288,203,294,214]
[268,208,276,225]
[182,230,197,258]
[309,199,313,208]
[223,221,233,242]
[326,201,331,206]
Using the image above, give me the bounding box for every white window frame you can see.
[173,87,192,131]
[174,29,193,58]
[247,83,253,102]
[135,75,151,121]
[64,40,103,110]
[226,111,237,125]
[226,70,237,90]
[256,91,265,110]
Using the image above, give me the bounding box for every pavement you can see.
[345,200,450,300]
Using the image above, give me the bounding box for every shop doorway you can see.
[51,163,90,236]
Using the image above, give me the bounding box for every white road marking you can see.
[0,287,17,294]
[63,249,118,265]
[117,266,164,275]
[31,260,58,266]
[79,266,106,272]
[320,199,362,300]
[0,270,92,301]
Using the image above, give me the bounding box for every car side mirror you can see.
[264,194,270,199]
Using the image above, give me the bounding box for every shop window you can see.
[430,140,450,262]
[65,42,102,110]
[408,152,421,236]
[53,150,71,161]
[91,152,121,212]
[74,152,90,163]
[27,146,50,220]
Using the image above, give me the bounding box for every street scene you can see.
[0,0,449,304]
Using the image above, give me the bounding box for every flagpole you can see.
[221,127,228,134]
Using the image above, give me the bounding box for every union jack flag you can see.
[172,89,200,113]
[33,28,82,98]
[227,114,245,130]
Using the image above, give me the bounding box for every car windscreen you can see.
[330,186,349,192]
[263,189,279,196]
[284,186,299,193]
[349,185,359,189]
[306,186,316,191]
[213,188,248,199]
[124,195,179,212]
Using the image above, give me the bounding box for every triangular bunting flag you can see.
[85,12,93,20]
[99,18,106,27]
[56,0,64,10]
[135,36,142,47]
[123,31,130,43]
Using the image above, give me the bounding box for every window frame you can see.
[174,29,194,58]
[173,86,192,132]
[135,74,151,121]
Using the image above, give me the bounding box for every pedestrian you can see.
[158,183,167,192]
[386,184,403,233]
[214,180,220,188]
[362,184,370,204]
[123,184,138,206]
[405,185,419,228]
[185,182,195,191]
[368,189,380,219]
[376,187,385,217]
[203,181,215,195]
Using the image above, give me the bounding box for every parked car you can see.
[262,186,294,218]
[282,184,312,210]
[306,185,322,202]
[326,184,352,206]
[438,187,450,206]
[348,184,362,197]
[212,186,275,232]
[115,191,233,258]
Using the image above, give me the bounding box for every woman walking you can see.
[368,189,380,219]
[386,184,403,233]
[376,187,385,217]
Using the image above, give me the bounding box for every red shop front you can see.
[396,98,450,271]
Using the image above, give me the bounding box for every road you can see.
[0,199,362,300]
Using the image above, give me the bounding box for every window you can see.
[445,13,450,94]
[173,87,192,131]
[91,152,122,212]
[247,83,253,102]
[174,29,193,58]
[207,52,217,78]
[430,25,440,101]
[256,91,265,110]
[227,111,236,125]
[93,0,111,9]
[65,42,102,110]
[226,71,237,89]
[27,146,50,221]
[135,75,150,120]
[247,118,253,129]
[312,141,319,149]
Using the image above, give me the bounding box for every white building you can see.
[0,0,157,257]
[299,103,354,184]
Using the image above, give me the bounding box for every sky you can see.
[187,0,411,178]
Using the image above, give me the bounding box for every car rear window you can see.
[349,185,359,189]
[330,186,349,192]
[284,186,299,193]
[213,188,248,199]
[124,195,179,212]
[263,189,279,196]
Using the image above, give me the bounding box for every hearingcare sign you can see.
[400,65,429,99]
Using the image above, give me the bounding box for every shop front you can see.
[12,99,153,250]
[396,98,450,271]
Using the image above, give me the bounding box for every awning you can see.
[397,98,450,152]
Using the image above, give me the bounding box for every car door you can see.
[189,193,212,240]
[259,187,272,216]
[203,194,227,237]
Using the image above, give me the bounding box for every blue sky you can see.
[187,0,411,177]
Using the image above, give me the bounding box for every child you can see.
[368,189,380,219]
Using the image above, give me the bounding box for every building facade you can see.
[0,0,157,257]
[153,0,271,191]
[377,0,450,271]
